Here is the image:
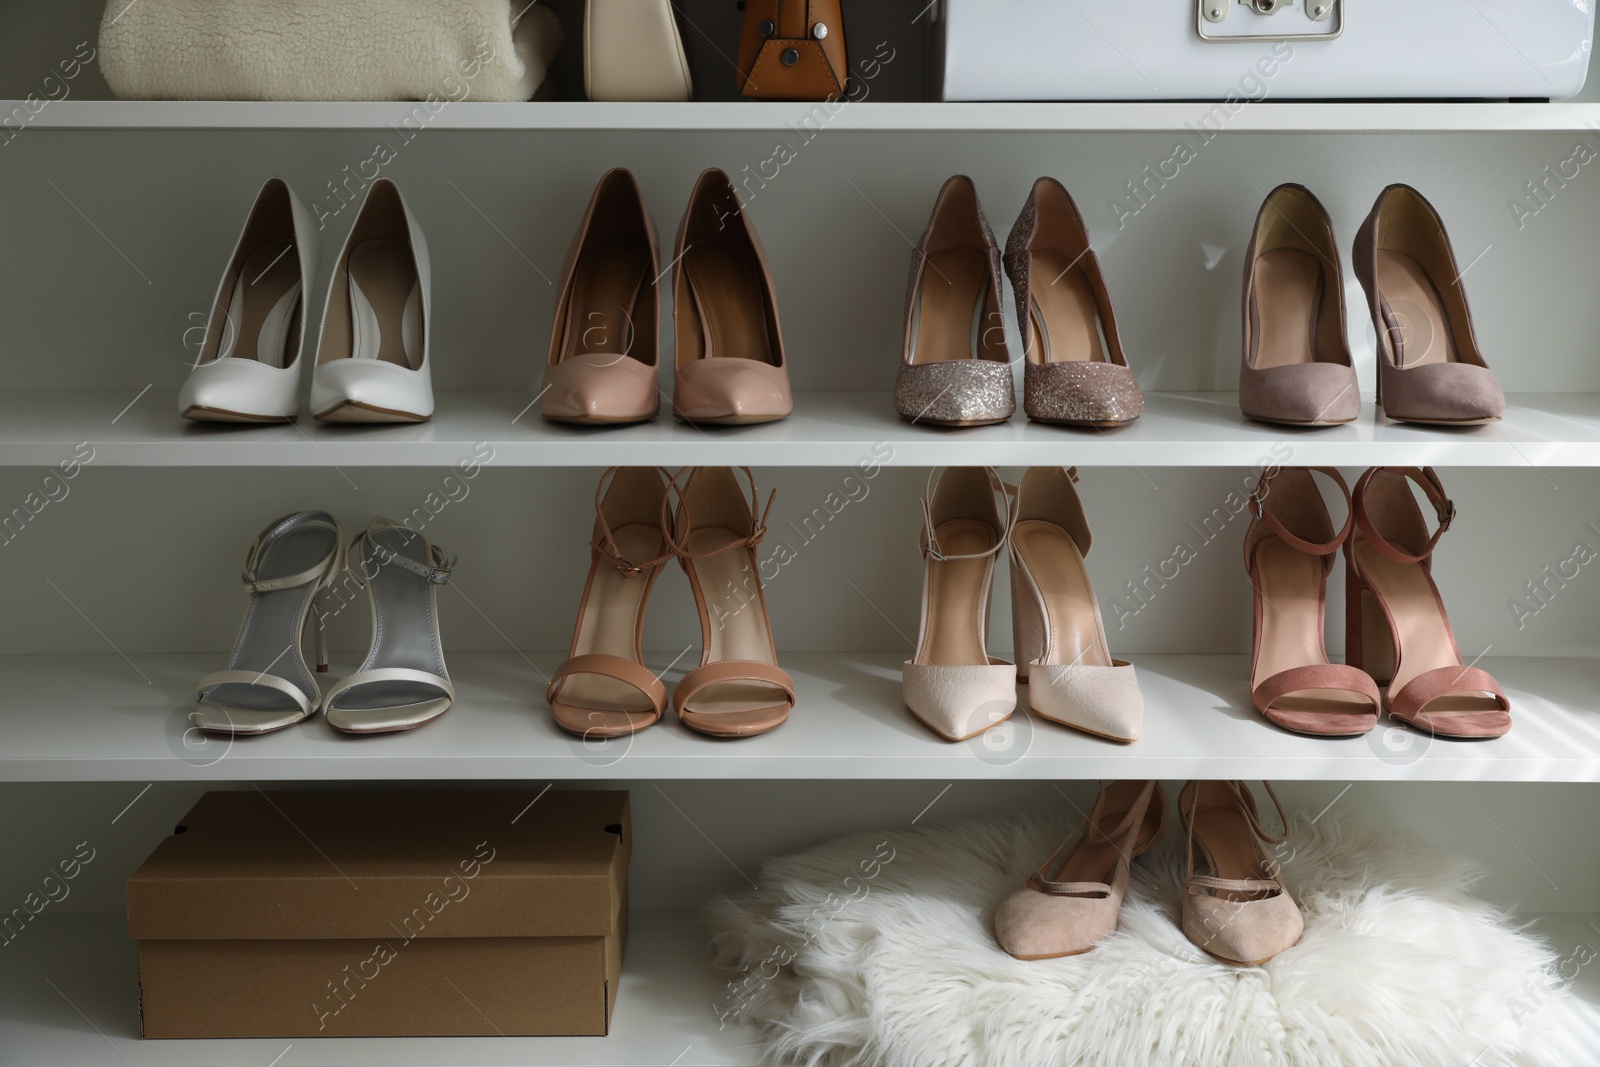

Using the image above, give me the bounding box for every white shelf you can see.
[3,911,1595,1066]
[6,390,1600,468]
[13,100,1600,132]
[3,652,1598,783]
[0,912,756,1066]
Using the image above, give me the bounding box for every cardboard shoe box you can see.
[127,788,629,1039]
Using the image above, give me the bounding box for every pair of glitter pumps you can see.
[894,175,1144,430]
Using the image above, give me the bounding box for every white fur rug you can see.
[708,810,1576,1067]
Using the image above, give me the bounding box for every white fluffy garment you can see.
[99,0,564,102]
[708,811,1577,1067]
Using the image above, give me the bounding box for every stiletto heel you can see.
[902,467,1016,741]
[547,468,675,738]
[994,780,1167,960]
[667,468,795,737]
[321,520,455,734]
[1010,466,1142,742]
[194,511,344,735]
[1348,467,1511,738]
[312,589,330,673]
[1244,466,1380,737]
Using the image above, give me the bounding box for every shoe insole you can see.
[1352,542,1500,719]
[563,240,648,361]
[1027,251,1107,364]
[329,529,447,714]
[1249,248,1321,370]
[916,520,995,668]
[681,527,786,716]
[1191,800,1275,903]
[1011,521,1110,668]
[908,247,989,364]
[683,240,773,365]
[348,239,423,370]
[218,240,302,369]
[561,525,664,715]
[1375,250,1455,369]
[204,525,335,714]
[1251,540,1374,717]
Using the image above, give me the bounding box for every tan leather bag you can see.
[586,0,694,102]
[737,0,848,100]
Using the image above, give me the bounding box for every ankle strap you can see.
[664,467,775,560]
[353,521,453,584]
[1246,466,1352,557]
[241,511,344,595]
[592,467,675,576]
[1184,781,1289,886]
[920,467,1017,562]
[1353,466,1455,564]
[1032,780,1157,894]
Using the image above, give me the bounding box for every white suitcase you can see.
[932,0,1594,102]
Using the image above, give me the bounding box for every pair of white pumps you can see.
[194,511,455,736]
[179,177,434,424]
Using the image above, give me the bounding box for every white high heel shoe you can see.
[321,520,455,734]
[193,511,344,735]
[310,180,434,423]
[179,178,318,423]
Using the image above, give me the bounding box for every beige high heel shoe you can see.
[1011,466,1142,742]
[547,468,675,738]
[1347,466,1511,739]
[902,467,1017,741]
[668,467,795,737]
[671,171,793,425]
[1181,780,1303,966]
[541,169,662,425]
[994,780,1167,960]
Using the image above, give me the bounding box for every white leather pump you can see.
[310,180,435,423]
[179,178,318,423]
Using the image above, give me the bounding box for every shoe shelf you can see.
[3,652,1597,784]
[0,912,760,1067]
[15,99,1600,134]
[2,910,1595,1067]
[4,389,1600,468]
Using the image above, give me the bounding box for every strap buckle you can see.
[1247,465,1280,517]
[1435,498,1457,532]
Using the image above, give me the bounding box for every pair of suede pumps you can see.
[1241,183,1505,427]
[540,168,793,427]
[895,176,1144,429]
[996,780,1303,967]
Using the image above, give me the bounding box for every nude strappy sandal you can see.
[1244,466,1381,737]
[1011,466,1142,742]
[1181,780,1303,967]
[547,468,675,738]
[194,511,344,735]
[1347,466,1511,739]
[902,467,1017,741]
[321,520,455,734]
[994,780,1167,960]
[668,467,795,737]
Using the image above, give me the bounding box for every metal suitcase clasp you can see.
[1198,0,1342,42]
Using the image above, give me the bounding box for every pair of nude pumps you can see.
[180,178,434,425]
[540,168,792,427]
[903,466,1142,744]
[995,780,1303,968]
[1241,183,1504,427]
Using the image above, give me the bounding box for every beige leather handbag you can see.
[585,0,694,102]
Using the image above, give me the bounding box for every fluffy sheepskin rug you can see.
[708,811,1575,1067]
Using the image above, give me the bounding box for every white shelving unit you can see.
[1,1,1598,1062]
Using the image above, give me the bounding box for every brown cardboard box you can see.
[127,788,629,1039]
